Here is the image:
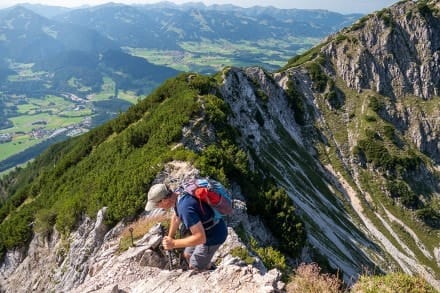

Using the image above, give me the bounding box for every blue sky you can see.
[0,0,400,14]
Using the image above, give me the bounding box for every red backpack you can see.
[180,178,233,216]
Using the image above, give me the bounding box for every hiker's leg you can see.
[183,246,194,266]
[188,244,221,270]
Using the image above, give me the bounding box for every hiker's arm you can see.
[168,213,181,238]
[163,221,206,249]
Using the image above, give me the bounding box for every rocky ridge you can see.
[218,56,439,288]
[220,66,381,279]
[324,0,440,100]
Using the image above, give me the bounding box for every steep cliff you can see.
[220,0,439,287]
[219,65,439,288]
[322,0,440,163]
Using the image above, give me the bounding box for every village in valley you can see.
[0,90,111,172]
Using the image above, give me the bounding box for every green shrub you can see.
[365,115,377,122]
[196,140,248,183]
[306,62,328,93]
[256,89,268,101]
[383,125,395,141]
[247,185,306,257]
[195,81,306,261]
[282,43,326,70]
[286,80,306,125]
[357,138,395,170]
[368,96,385,112]
[34,208,57,237]
[231,246,255,265]
[377,9,393,27]
[416,207,440,229]
[0,205,34,251]
[386,179,419,209]
[334,34,348,44]
[418,2,432,18]
[350,16,369,31]
[188,74,217,95]
[325,91,337,103]
[255,245,287,272]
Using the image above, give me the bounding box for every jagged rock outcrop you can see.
[324,0,440,100]
[0,208,109,292]
[72,224,283,293]
[220,66,377,280]
[322,1,440,163]
[327,1,440,165]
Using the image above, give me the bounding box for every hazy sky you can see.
[0,0,400,14]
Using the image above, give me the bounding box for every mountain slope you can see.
[272,0,439,284]
[0,0,439,291]
[0,6,116,62]
[0,5,178,95]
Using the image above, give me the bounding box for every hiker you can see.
[145,182,228,271]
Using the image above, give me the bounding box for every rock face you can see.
[218,36,439,288]
[0,208,110,292]
[322,0,440,163]
[324,0,440,100]
[72,224,283,293]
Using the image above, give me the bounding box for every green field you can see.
[0,135,37,162]
[118,90,140,104]
[124,37,321,73]
[0,75,139,165]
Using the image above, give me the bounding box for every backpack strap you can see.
[203,217,219,230]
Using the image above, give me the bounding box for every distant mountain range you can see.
[53,2,360,49]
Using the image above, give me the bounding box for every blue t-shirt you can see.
[176,194,227,246]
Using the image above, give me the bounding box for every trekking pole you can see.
[129,227,134,247]
[159,224,173,270]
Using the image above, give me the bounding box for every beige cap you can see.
[145,183,170,211]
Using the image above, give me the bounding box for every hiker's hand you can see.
[163,236,175,250]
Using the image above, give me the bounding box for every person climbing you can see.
[145,182,228,271]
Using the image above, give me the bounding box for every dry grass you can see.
[351,272,437,293]
[286,263,344,293]
[286,263,437,293]
[118,214,169,252]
